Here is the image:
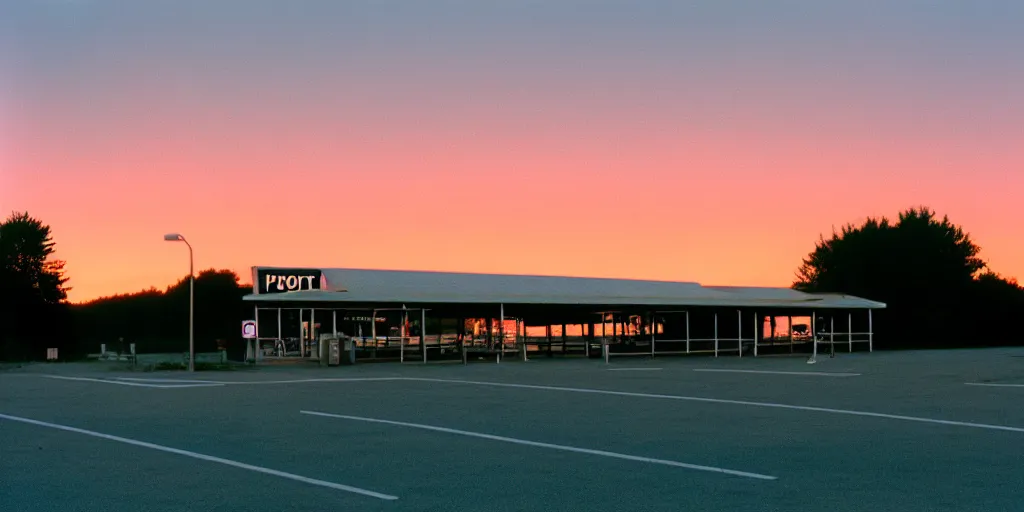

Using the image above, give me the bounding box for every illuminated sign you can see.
[255,268,324,294]
[343,316,387,323]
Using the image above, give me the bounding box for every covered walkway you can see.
[242,267,885,364]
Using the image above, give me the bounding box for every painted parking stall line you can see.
[301,410,778,481]
[0,412,398,501]
[402,378,1024,434]
[116,377,404,385]
[693,369,861,377]
[37,375,404,388]
[43,375,224,388]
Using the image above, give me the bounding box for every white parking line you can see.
[0,412,398,501]
[40,376,403,388]
[693,369,861,377]
[116,377,227,384]
[403,378,1024,434]
[301,410,776,481]
[965,382,1024,388]
[218,377,403,385]
[115,377,403,385]
[43,375,223,388]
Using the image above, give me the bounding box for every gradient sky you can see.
[3,1,1023,302]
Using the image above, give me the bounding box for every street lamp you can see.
[163,233,194,372]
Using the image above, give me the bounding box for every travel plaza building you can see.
[242,266,886,364]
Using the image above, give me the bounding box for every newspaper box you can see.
[328,337,341,366]
[318,334,337,366]
[317,334,352,366]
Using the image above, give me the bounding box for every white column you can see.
[685,311,690,354]
[299,310,305,358]
[753,312,758,357]
[848,312,853,352]
[650,312,656,357]
[561,322,567,354]
[545,325,552,356]
[521,319,528,362]
[333,310,337,336]
[602,314,609,364]
[311,309,316,359]
[788,315,793,353]
[276,308,282,344]
[421,308,427,364]
[737,310,742,357]
[370,309,377,358]
[461,316,468,365]
[498,304,504,364]
[811,311,817,358]
[401,306,408,363]
[402,306,408,339]
[584,323,590,358]
[830,315,835,357]
[868,309,874,352]
[253,306,260,362]
[713,312,719,357]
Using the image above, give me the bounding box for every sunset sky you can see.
[3,1,1023,302]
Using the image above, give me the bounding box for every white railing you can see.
[523,335,591,356]
[399,334,463,363]
[813,332,874,353]
[605,335,756,361]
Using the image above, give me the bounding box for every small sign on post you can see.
[46,348,58,361]
[242,320,258,364]
[242,320,257,339]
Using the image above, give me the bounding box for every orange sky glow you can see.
[3,2,1022,303]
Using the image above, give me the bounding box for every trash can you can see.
[343,337,356,365]
[318,335,329,366]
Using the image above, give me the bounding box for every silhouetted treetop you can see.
[794,206,986,296]
[1,212,73,360]
[794,206,1022,348]
[0,211,70,305]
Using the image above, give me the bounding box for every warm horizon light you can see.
[4,2,1022,303]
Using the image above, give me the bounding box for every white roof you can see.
[244,267,885,309]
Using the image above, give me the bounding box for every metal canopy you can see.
[243,267,886,310]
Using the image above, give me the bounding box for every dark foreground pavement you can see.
[2,348,1023,512]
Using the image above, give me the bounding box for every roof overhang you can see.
[241,267,886,309]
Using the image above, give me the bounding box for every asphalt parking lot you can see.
[2,348,1023,512]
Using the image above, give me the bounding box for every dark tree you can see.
[794,206,1022,348]
[0,212,72,360]
[71,269,251,358]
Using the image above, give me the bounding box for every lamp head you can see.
[163,233,184,242]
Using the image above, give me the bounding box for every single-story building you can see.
[242,266,885,363]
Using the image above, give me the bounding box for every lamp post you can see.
[163,233,194,372]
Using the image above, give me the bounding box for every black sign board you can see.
[256,268,324,294]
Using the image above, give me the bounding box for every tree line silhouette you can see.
[72,270,252,357]
[1,211,251,360]
[1,207,1021,361]
[793,206,1024,348]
